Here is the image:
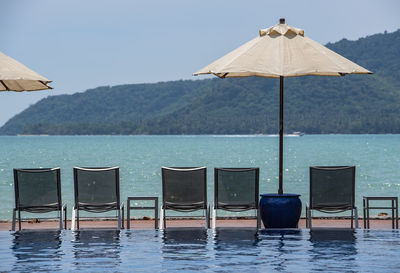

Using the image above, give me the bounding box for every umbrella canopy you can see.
[194,19,371,78]
[194,18,372,194]
[0,51,52,91]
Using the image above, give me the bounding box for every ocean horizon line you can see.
[3,133,400,137]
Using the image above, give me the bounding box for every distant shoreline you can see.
[4,133,400,137]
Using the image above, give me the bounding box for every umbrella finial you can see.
[280,18,285,24]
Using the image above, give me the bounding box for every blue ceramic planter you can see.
[259,193,302,228]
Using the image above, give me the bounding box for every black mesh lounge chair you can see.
[12,168,66,231]
[71,167,124,230]
[213,168,260,229]
[306,166,359,228]
[161,167,210,229]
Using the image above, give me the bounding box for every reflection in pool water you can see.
[0,228,399,272]
[11,231,63,272]
[72,230,122,271]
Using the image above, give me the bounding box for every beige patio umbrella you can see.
[194,18,372,194]
[0,51,52,91]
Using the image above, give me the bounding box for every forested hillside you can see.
[1,29,399,135]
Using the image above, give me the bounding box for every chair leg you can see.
[122,203,125,229]
[59,207,63,230]
[64,206,67,230]
[212,206,216,229]
[305,206,309,228]
[351,208,354,229]
[257,208,261,230]
[117,203,124,229]
[354,207,359,229]
[363,198,366,229]
[308,208,312,229]
[11,208,16,231]
[18,210,22,231]
[77,207,80,230]
[127,201,131,230]
[306,203,312,228]
[159,207,164,230]
[71,206,77,231]
[155,201,159,229]
[206,203,210,229]
[118,207,121,230]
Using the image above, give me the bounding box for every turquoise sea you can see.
[1,134,399,220]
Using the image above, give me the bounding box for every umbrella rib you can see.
[39,80,53,89]
[0,80,10,91]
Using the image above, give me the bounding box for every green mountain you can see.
[1,29,400,135]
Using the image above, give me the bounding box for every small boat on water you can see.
[289,131,305,137]
[267,132,305,137]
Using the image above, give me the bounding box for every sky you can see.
[0,0,399,126]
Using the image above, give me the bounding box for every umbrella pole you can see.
[278,76,284,194]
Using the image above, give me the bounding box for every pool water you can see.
[0,228,399,272]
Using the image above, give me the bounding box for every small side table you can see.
[127,197,159,229]
[363,196,398,229]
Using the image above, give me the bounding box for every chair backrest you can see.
[161,167,207,211]
[74,167,120,211]
[214,168,259,211]
[309,166,355,212]
[13,168,61,212]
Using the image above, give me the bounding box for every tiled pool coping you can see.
[0,218,396,230]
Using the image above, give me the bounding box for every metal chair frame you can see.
[71,167,124,230]
[160,166,210,229]
[213,168,260,229]
[12,168,67,231]
[306,166,358,229]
